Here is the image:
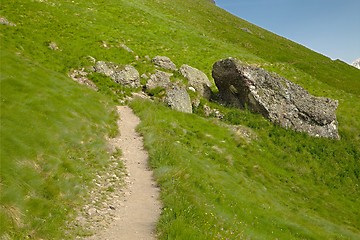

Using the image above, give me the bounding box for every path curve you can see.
[88,105,161,240]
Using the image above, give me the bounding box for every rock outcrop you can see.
[94,61,140,88]
[212,58,339,139]
[141,57,194,113]
[145,70,192,113]
[180,64,212,99]
[146,70,172,90]
[48,42,59,51]
[164,83,192,113]
[351,58,360,70]
[69,68,98,91]
[152,56,177,71]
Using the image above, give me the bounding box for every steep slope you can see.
[131,99,360,239]
[1,0,359,239]
[0,48,119,238]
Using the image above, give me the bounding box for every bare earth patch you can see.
[83,105,161,239]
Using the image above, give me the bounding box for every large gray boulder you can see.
[164,83,192,113]
[180,64,212,99]
[94,61,140,88]
[146,70,172,90]
[144,70,192,113]
[152,56,177,71]
[212,58,339,139]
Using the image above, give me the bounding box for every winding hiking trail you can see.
[88,105,161,240]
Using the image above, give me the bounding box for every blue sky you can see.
[215,0,360,63]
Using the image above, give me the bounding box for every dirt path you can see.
[87,105,161,240]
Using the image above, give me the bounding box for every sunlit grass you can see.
[0,0,359,238]
[131,99,359,239]
[0,49,118,238]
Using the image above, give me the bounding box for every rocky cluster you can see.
[212,58,339,139]
[94,61,141,88]
[73,55,212,114]
[69,54,339,139]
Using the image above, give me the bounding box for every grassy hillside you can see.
[0,48,119,238]
[1,0,359,239]
[131,99,359,239]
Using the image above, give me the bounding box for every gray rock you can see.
[203,105,223,119]
[146,70,172,90]
[351,58,360,70]
[69,68,98,91]
[152,56,177,71]
[94,61,116,76]
[113,65,140,88]
[164,83,192,113]
[94,61,140,88]
[212,58,339,139]
[119,43,133,53]
[87,208,98,216]
[191,97,201,109]
[241,27,253,34]
[48,42,59,51]
[0,17,16,26]
[179,64,212,99]
[144,69,192,113]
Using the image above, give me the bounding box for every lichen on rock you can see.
[212,57,340,139]
[94,61,140,88]
[152,56,177,71]
[180,64,212,100]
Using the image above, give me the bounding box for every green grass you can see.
[131,99,359,239]
[0,49,119,238]
[1,0,359,238]
[88,72,135,102]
